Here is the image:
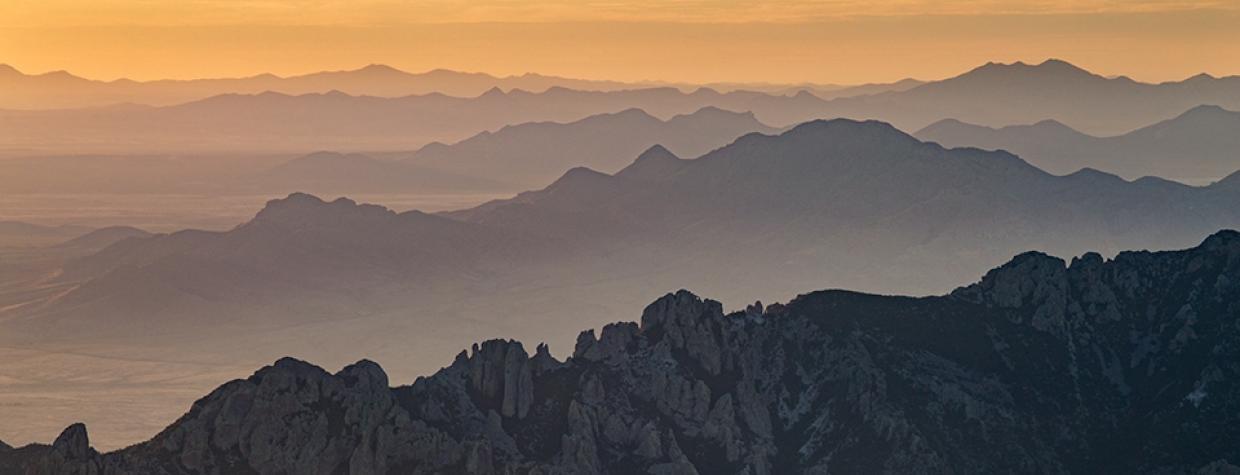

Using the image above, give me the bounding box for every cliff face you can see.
[8,231,1240,474]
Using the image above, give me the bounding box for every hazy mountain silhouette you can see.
[18,192,565,338]
[14,119,1240,341]
[450,118,1240,296]
[815,59,1240,134]
[5,118,1240,448]
[6,59,1239,154]
[0,87,812,153]
[407,106,777,189]
[53,226,151,252]
[0,108,768,194]
[916,104,1240,183]
[7,231,1240,473]
[0,63,914,110]
[185,106,772,195]
[0,63,636,109]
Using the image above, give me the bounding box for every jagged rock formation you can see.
[0,423,102,474]
[6,231,1240,474]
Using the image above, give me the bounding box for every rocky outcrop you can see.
[6,231,1240,474]
[0,423,101,475]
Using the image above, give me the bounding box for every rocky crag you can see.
[6,231,1240,474]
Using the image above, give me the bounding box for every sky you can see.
[1,0,1238,84]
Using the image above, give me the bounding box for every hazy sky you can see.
[2,1,1238,84]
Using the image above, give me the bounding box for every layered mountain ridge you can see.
[5,117,1240,454]
[916,104,1240,183]
[0,62,918,110]
[5,231,1240,473]
[5,59,1240,154]
[13,118,1240,342]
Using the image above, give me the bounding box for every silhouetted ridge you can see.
[1028,118,1076,132]
[962,58,1098,81]
[616,144,685,181]
[791,118,916,142]
[1200,229,1240,250]
[10,234,1240,473]
[248,193,396,228]
[674,105,753,121]
[1063,167,1126,184]
[356,63,403,75]
[914,103,1240,181]
[1213,170,1240,190]
[55,226,151,250]
[1168,104,1234,125]
[543,167,615,194]
[479,86,506,98]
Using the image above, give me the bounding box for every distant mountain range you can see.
[404,106,777,190]
[0,86,810,154]
[244,106,773,193]
[3,59,1237,154]
[8,118,1239,347]
[821,59,1240,135]
[52,226,150,252]
[6,231,1240,473]
[4,117,1240,449]
[916,104,1240,183]
[451,118,1240,276]
[0,63,920,110]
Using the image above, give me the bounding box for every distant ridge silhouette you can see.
[0,63,918,110]
[5,60,1240,154]
[917,104,1240,182]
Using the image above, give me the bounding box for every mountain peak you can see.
[357,63,403,75]
[1178,104,1231,119]
[616,144,686,182]
[335,359,389,389]
[610,107,656,120]
[951,250,1067,308]
[681,105,753,120]
[1036,58,1087,72]
[250,193,395,228]
[636,144,678,162]
[783,118,914,145]
[1064,167,1125,184]
[1030,118,1070,129]
[962,58,1096,81]
[52,423,92,460]
[1024,118,1083,135]
[0,63,20,76]
[1201,229,1240,250]
[542,166,615,194]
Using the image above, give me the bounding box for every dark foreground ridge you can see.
[6,231,1240,474]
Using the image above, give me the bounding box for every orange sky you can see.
[2,1,1238,84]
